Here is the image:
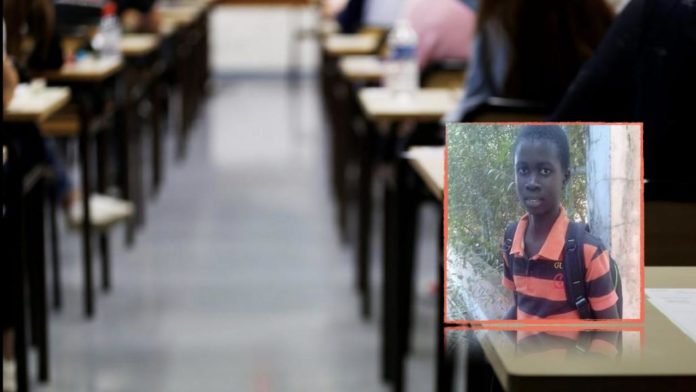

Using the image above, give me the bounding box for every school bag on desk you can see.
[503,222,624,319]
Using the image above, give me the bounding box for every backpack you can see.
[503,222,623,319]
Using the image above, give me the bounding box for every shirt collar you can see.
[510,206,569,261]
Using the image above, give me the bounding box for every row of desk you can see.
[320,24,459,392]
[318,21,696,392]
[411,150,696,390]
[2,2,215,391]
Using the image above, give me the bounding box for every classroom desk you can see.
[323,33,382,57]
[404,146,444,201]
[4,86,71,389]
[408,151,696,390]
[5,86,72,124]
[160,2,212,158]
[381,145,446,392]
[453,267,696,391]
[37,57,123,83]
[326,55,384,243]
[338,55,384,83]
[320,32,382,246]
[356,88,456,315]
[356,88,456,389]
[34,56,124,318]
[120,34,160,57]
[357,88,462,122]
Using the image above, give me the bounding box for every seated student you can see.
[502,125,620,320]
[321,0,349,18]
[444,0,614,122]
[3,19,20,392]
[332,0,364,33]
[334,0,405,33]
[402,0,476,69]
[3,24,18,109]
[3,0,133,225]
[116,0,160,33]
[551,0,696,201]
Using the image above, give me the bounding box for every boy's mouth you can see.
[524,198,543,208]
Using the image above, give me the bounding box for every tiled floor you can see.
[34,75,439,392]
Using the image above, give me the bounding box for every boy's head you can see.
[512,125,571,217]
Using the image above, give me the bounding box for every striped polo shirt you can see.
[501,208,619,320]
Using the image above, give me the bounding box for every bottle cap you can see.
[102,1,117,17]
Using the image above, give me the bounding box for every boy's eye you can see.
[540,168,552,176]
[517,167,529,175]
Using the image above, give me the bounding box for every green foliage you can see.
[446,124,588,315]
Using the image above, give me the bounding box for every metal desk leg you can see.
[392,155,420,392]
[151,70,163,194]
[96,129,111,291]
[78,97,95,317]
[49,187,61,310]
[28,175,49,382]
[357,120,376,319]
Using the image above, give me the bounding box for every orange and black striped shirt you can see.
[501,208,619,320]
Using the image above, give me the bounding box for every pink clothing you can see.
[403,0,476,69]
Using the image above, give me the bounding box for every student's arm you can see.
[584,243,620,320]
[3,58,18,109]
[593,304,619,319]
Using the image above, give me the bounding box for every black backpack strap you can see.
[502,222,519,319]
[503,222,517,255]
[563,222,593,319]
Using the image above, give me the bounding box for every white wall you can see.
[210,6,320,74]
[586,124,642,320]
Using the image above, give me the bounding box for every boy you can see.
[502,125,620,320]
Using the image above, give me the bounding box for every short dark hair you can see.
[513,125,570,171]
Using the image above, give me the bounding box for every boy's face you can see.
[514,139,569,218]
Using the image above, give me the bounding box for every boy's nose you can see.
[525,180,541,192]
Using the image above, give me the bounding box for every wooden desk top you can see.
[4,86,71,124]
[323,33,381,56]
[405,146,444,201]
[471,267,696,390]
[37,57,123,83]
[339,55,383,82]
[159,4,205,29]
[120,34,160,57]
[357,87,461,122]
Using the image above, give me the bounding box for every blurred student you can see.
[501,126,620,320]
[116,0,160,33]
[3,0,133,225]
[552,0,696,201]
[402,0,476,69]
[335,0,405,33]
[3,25,18,109]
[321,0,349,19]
[3,18,19,392]
[445,0,614,122]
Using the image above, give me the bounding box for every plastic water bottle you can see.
[91,1,122,59]
[384,19,419,97]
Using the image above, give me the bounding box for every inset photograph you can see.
[445,123,643,323]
